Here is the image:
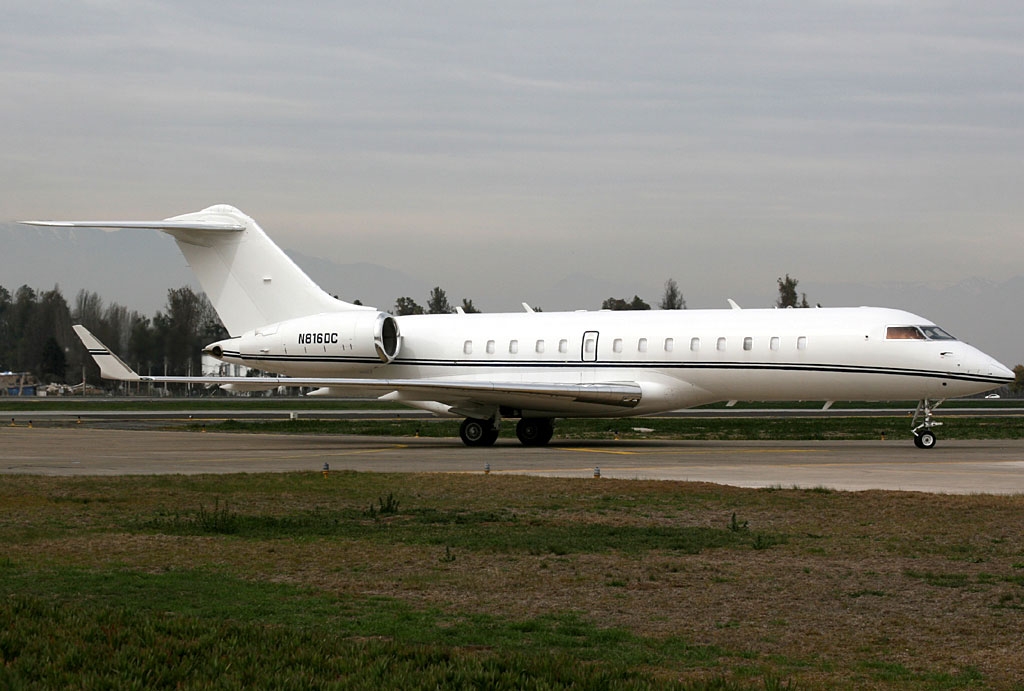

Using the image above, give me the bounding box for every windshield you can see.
[886,325,957,341]
[918,325,956,340]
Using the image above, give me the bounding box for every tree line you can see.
[0,284,224,387]
[0,274,870,386]
[4,275,1021,395]
[0,278,690,385]
[392,279,688,315]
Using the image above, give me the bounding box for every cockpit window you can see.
[886,325,957,341]
[919,325,955,340]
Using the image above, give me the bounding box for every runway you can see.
[2,426,1023,494]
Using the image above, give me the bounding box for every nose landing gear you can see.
[911,398,944,449]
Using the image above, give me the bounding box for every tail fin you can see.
[24,205,368,336]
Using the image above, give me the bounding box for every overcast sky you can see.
[3,1,1023,317]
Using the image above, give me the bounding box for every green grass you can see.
[3,472,1023,688]
[138,500,761,554]
[0,566,748,689]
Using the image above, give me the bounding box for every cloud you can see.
[2,0,1023,344]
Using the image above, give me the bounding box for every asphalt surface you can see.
[3,425,1023,494]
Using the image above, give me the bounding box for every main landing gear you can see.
[911,398,944,449]
[515,417,554,446]
[459,418,500,447]
[458,417,555,447]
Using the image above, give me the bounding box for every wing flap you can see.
[123,374,641,408]
[72,326,642,409]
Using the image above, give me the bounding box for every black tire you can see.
[460,418,498,447]
[914,430,937,449]
[516,418,554,446]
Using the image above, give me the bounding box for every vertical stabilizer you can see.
[162,205,368,335]
[24,205,370,336]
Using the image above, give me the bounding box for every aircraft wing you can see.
[73,326,642,411]
[21,220,245,232]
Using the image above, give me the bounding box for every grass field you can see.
[2,471,1023,689]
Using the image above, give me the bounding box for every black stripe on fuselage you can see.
[226,353,1009,386]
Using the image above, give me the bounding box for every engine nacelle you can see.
[206,310,400,375]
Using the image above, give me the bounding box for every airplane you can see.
[24,204,1014,449]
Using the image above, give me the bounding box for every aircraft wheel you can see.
[516,417,554,446]
[460,418,498,447]
[914,430,937,449]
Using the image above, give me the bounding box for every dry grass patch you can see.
[2,471,1023,688]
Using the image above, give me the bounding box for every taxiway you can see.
[2,426,1022,494]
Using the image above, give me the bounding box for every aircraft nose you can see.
[959,345,1015,385]
[993,360,1015,384]
[972,349,1015,383]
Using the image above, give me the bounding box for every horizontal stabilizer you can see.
[21,220,245,232]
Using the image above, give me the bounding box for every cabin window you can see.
[770,336,780,351]
[584,337,596,354]
[717,337,726,351]
[690,337,700,352]
[509,339,518,354]
[638,338,648,353]
[463,340,473,355]
[797,336,807,351]
[613,338,623,353]
[536,339,545,354]
[559,339,568,354]
[743,337,753,351]
[664,338,674,352]
[486,340,495,354]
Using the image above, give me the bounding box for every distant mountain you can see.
[0,223,196,316]
[283,249,430,312]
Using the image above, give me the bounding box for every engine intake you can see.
[374,311,400,363]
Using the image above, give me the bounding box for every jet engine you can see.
[205,310,401,374]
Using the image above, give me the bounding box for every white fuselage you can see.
[215,306,1012,418]
[32,204,1013,445]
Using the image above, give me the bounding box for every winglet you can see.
[72,325,141,381]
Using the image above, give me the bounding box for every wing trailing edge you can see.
[72,326,642,410]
